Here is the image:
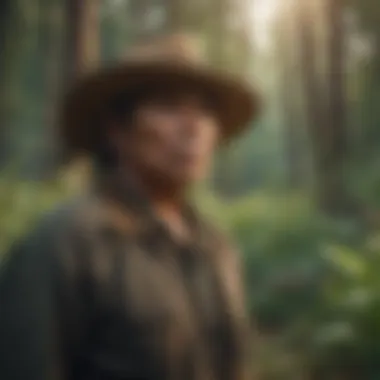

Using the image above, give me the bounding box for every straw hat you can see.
[61,34,261,155]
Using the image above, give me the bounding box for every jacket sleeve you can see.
[215,234,256,380]
[0,213,83,380]
[229,246,258,380]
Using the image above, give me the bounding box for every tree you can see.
[298,0,352,215]
[64,0,100,83]
[21,0,66,178]
[275,0,305,188]
[209,0,238,197]
[0,0,13,166]
[350,0,380,151]
[59,0,101,182]
[0,0,34,169]
[324,0,350,212]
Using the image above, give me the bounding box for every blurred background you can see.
[1,0,380,378]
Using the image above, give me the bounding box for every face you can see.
[110,88,220,187]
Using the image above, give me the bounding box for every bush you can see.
[203,191,380,379]
[2,179,380,379]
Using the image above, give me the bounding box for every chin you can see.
[161,165,208,188]
[174,170,206,186]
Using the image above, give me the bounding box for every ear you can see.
[108,123,138,166]
[108,123,129,150]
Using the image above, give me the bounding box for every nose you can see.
[178,107,205,138]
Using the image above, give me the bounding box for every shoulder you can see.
[195,211,240,261]
[2,193,132,268]
[22,195,101,245]
[0,194,139,293]
[0,198,88,272]
[34,192,139,241]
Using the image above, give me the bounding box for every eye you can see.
[200,98,218,117]
[156,96,181,110]
[144,89,219,118]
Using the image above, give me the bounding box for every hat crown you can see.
[123,34,205,65]
[62,34,258,155]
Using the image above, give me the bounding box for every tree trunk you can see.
[31,0,66,178]
[65,0,100,84]
[128,0,185,40]
[298,1,325,201]
[323,0,350,213]
[0,0,13,167]
[298,0,351,215]
[210,0,236,198]
[277,1,304,188]
[165,0,184,32]
[61,0,100,179]
[360,35,380,152]
[128,0,162,41]
[0,0,25,168]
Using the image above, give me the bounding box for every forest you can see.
[1,0,380,379]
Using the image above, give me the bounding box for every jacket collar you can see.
[92,168,208,249]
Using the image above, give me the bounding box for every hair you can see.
[92,84,165,171]
[93,91,141,171]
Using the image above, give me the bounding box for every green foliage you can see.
[2,0,380,378]
[0,165,85,254]
[1,176,380,379]
[199,191,380,379]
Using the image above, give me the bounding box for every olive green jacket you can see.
[0,173,252,380]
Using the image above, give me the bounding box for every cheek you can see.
[206,124,219,149]
[198,120,219,157]
[126,110,219,179]
[129,116,174,164]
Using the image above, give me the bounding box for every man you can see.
[0,34,261,380]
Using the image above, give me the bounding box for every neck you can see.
[96,164,193,242]
[120,164,187,216]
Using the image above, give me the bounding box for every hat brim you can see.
[60,61,262,155]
